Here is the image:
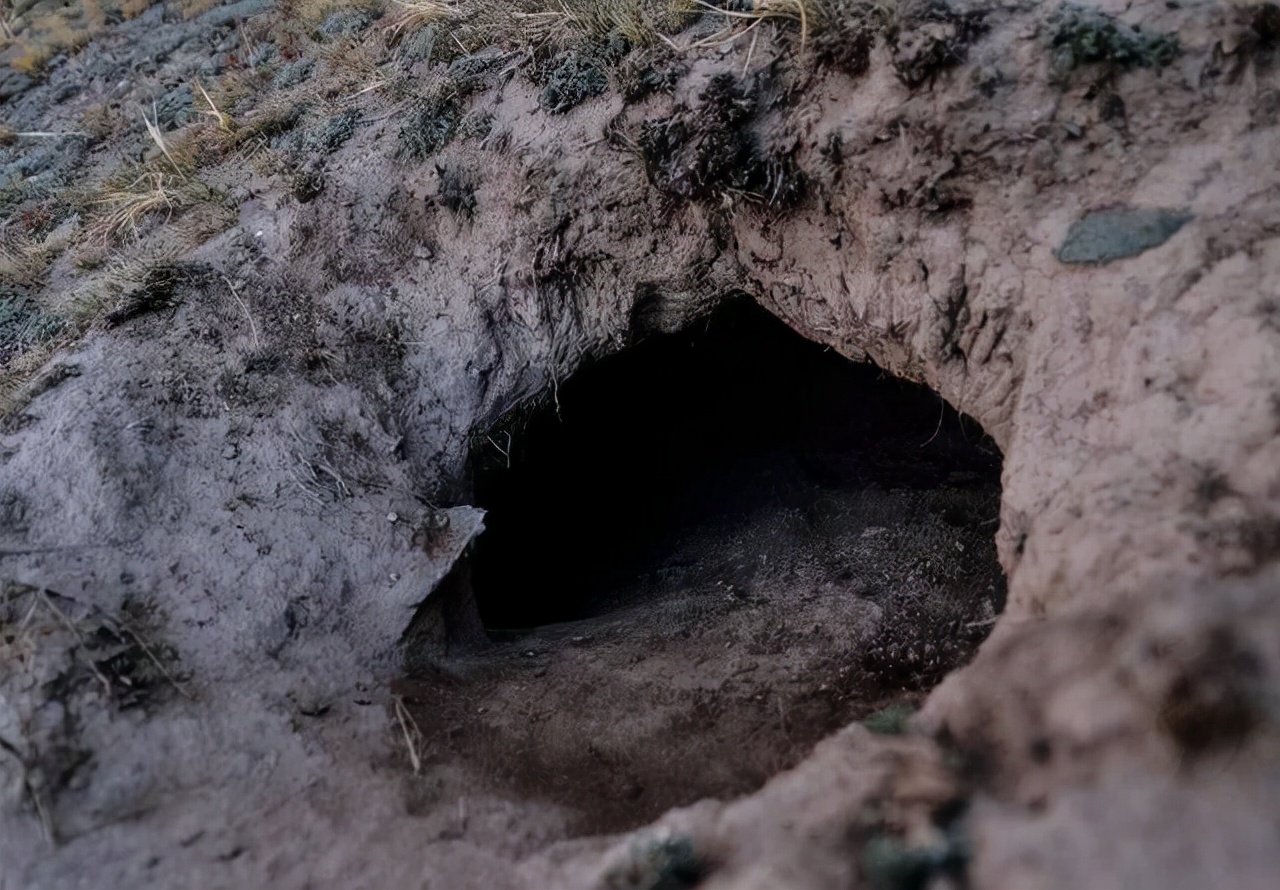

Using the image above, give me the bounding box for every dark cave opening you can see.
[402,297,1007,835]
[467,298,1005,636]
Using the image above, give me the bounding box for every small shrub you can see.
[862,701,916,735]
[396,23,439,61]
[273,58,316,88]
[103,263,192,328]
[541,48,610,113]
[890,0,989,88]
[0,293,64,364]
[616,45,685,101]
[863,833,966,890]
[638,73,804,208]
[1050,4,1180,72]
[436,164,477,217]
[385,0,460,43]
[601,831,707,890]
[399,95,461,159]
[1253,3,1280,49]
[317,8,374,39]
[812,0,884,77]
[291,167,326,202]
[3,2,161,76]
[304,109,361,154]
[456,108,495,140]
[1159,628,1264,759]
[286,0,383,31]
[462,0,695,52]
[86,168,221,245]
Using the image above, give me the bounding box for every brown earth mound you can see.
[2,1,1279,888]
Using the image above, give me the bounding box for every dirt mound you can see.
[2,1,1279,888]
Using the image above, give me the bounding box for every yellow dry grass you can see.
[458,0,694,50]
[3,2,160,75]
[0,233,57,287]
[89,171,182,243]
[284,0,387,29]
[174,0,222,20]
[85,104,226,245]
[690,0,815,50]
[385,0,460,41]
[194,80,238,135]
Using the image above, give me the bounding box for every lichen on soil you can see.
[3,1,1280,889]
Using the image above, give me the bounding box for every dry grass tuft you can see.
[175,0,224,20]
[284,0,387,29]
[85,159,223,246]
[460,0,695,51]
[89,171,182,243]
[0,226,75,290]
[194,81,238,135]
[385,0,461,40]
[142,104,189,178]
[3,1,160,75]
[0,235,54,287]
[690,0,817,50]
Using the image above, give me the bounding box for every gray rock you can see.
[0,70,34,102]
[273,58,314,89]
[197,0,274,28]
[304,110,361,155]
[317,9,372,39]
[1057,207,1193,265]
[154,83,194,130]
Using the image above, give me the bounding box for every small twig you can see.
[343,81,386,102]
[393,696,424,774]
[0,736,52,845]
[34,589,113,698]
[743,26,761,75]
[221,275,260,349]
[656,31,685,53]
[12,131,89,139]
[237,20,257,63]
[194,81,235,134]
[355,101,410,126]
[920,398,946,447]
[289,459,327,506]
[486,431,512,468]
[118,623,192,700]
[143,102,186,180]
[16,594,40,634]
[27,777,54,846]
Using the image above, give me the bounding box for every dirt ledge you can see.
[2,1,1279,887]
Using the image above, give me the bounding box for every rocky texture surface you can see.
[2,0,1280,887]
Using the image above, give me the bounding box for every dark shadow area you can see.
[402,297,1006,839]
[468,297,1002,633]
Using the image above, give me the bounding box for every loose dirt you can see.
[1,1,1279,888]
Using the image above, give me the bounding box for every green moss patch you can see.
[1050,4,1181,72]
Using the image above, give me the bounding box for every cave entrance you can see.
[401,298,1005,836]
[468,298,1003,634]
